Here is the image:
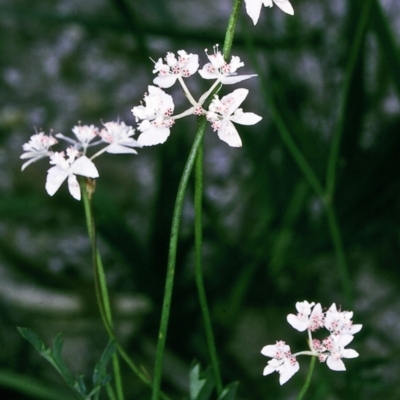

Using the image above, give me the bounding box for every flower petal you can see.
[341,349,359,359]
[138,127,170,146]
[287,314,308,331]
[68,174,81,200]
[71,156,99,178]
[45,166,68,196]
[231,111,262,126]
[279,358,299,385]
[198,67,218,80]
[327,356,346,371]
[244,0,263,25]
[261,345,279,358]
[273,0,294,15]
[217,121,242,147]
[105,143,138,154]
[153,75,178,89]
[224,88,249,115]
[219,74,257,85]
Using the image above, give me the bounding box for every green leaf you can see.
[51,333,74,383]
[74,375,87,395]
[17,327,45,353]
[217,382,239,400]
[189,363,215,400]
[92,340,116,387]
[18,327,113,399]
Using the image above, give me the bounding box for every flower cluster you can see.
[132,45,262,147]
[21,122,140,200]
[21,45,263,198]
[261,301,362,385]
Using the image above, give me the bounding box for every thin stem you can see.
[325,205,352,307]
[242,24,325,199]
[151,119,207,400]
[80,179,125,400]
[194,139,223,395]
[178,75,198,107]
[151,1,243,397]
[223,0,243,59]
[296,356,316,400]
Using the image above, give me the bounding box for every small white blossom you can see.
[324,303,363,336]
[153,50,199,88]
[55,124,99,153]
[45,147,99,200]
[20,132,58,170]
[99,121,140,154]
[319,334,359,371]
[132,86,175,146]
[244,0,294,25]
[198,45,256,85]
[206,88,262,147]
[286,301,316,332]
[261,341,300,385]
[72,125,99,150]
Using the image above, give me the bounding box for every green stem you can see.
[242,24,325,199]
[194,139,223,395]
[151,1,243,398]
[223,0,243,59]
[80,179,125,400]
[296,356,316,400]
[243,14,357,305]
[152,120,207,400]
[325,205,352,307]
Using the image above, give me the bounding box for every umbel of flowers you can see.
[261,301,362,385]
[131,46,261,147]
[21,45,262,199]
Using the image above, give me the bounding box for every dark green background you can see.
[0,0,399,398]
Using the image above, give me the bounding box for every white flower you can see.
[261,341,300,385]
[206,88,262,147]
[20,132,58,170]
[132,86,175,146]
[45,147,99,201]
[71,125,98,150]
[286,301,316,332]
[153,50,199,88]
[198,45,256,85]
[244,0,294,25]
[99,121,140,154]
[319,334,359,371]
[324,303,363,336]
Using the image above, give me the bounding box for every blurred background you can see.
[1,0,400,398]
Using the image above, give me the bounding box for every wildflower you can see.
[287,301,324,332]
[261,301,362,384]
[45,147,99,200]
[99,121,140,154]
[198,45,256,85]
[20,132,58,170]
[318,334,359,371]
[206,88,262,147]
[244,0,294,25]
[286,301,316,332]
[324,303,363,336]
[261,341,300,385]
[132,86,175,146]
[153,50,199,88]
